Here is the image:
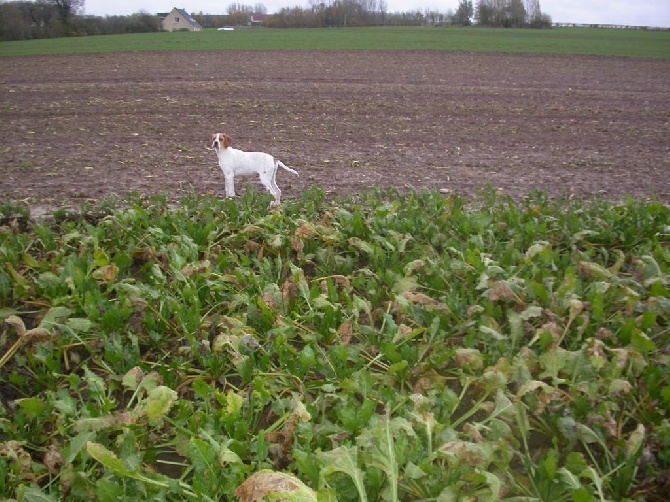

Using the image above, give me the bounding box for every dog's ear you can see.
[210,134,216,145]
[223,134,232,148]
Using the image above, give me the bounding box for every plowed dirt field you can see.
[1,51,669,209]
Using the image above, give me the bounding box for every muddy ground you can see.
[1,51,669,212]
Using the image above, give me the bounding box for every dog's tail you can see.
[277,161,299,176]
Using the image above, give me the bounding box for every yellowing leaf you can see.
[145,386,177,423]
[609,378,633,396]
[520,305,543,320]
[122,366,145,391]
[226,389,245,417]
[578,261,612,280]
[525,241,550,260]
[93,249,110,267]
[625,424,645,458]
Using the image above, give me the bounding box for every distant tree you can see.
[508,0,526,27]
[48,0,84,26]
[0,3,29,40]
[0,0,167,39]
[476,0,547,27]
[378,0,387,24]
[526,0,551,27]
[454,0,473,25]
[227,3,254,24]
[475,0,493,26]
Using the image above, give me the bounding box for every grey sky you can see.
[83,0,670,27]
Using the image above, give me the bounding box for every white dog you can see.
[210,133,298,206]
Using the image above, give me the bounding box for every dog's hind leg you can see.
[259,170,281,206]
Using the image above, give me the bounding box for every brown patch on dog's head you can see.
[211,133,232,149]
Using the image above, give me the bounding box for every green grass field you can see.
[1,26,669,58]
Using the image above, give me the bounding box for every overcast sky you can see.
[83,1,670,28]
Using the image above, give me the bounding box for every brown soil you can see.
[1,51,669,211]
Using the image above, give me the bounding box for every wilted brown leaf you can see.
[294,221,316,239]
[463,423,485,443]
[0,441,35,482]
[181,260,211,278]
[338,320,354,345]
[282,277,298,304]
[244,240,262,259]
[320,211,333,228]
[402,291,450,312]
[291,235,305,257]
[318,275,351,294]
[43,444,64,475]
[331,275,351,288]
[234,470,317,502]
[439,441,486,467]
[392,324,414,343]
[412,369,447,393]
[453,348,484,371]
[262,291,280,310]
[488,281,522,304]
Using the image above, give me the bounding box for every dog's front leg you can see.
[224,173,236,198]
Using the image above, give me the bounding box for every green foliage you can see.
[0,188,669,500]
[1,26,668,58]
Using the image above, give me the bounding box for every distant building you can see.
[161,7,203,32]
[249,14,270,25]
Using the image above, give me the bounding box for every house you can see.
[249,14,270,25]
[161,7,203,32]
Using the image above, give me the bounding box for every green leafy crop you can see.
[1,188,668,500]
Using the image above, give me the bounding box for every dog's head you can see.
[210,133,232,150]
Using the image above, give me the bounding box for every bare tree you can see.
[526,0,551,27]
[378,0,387,25]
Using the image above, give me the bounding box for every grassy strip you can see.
[0,188,669,500]
[1,26,669,58]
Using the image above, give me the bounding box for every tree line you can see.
[197,0,550,30]
[476,0,551,28]
[0,0,551,42]
[0,0,161,41]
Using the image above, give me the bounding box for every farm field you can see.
[1,50,669,210]
[1,27,669,58]
[1,31,670,501]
